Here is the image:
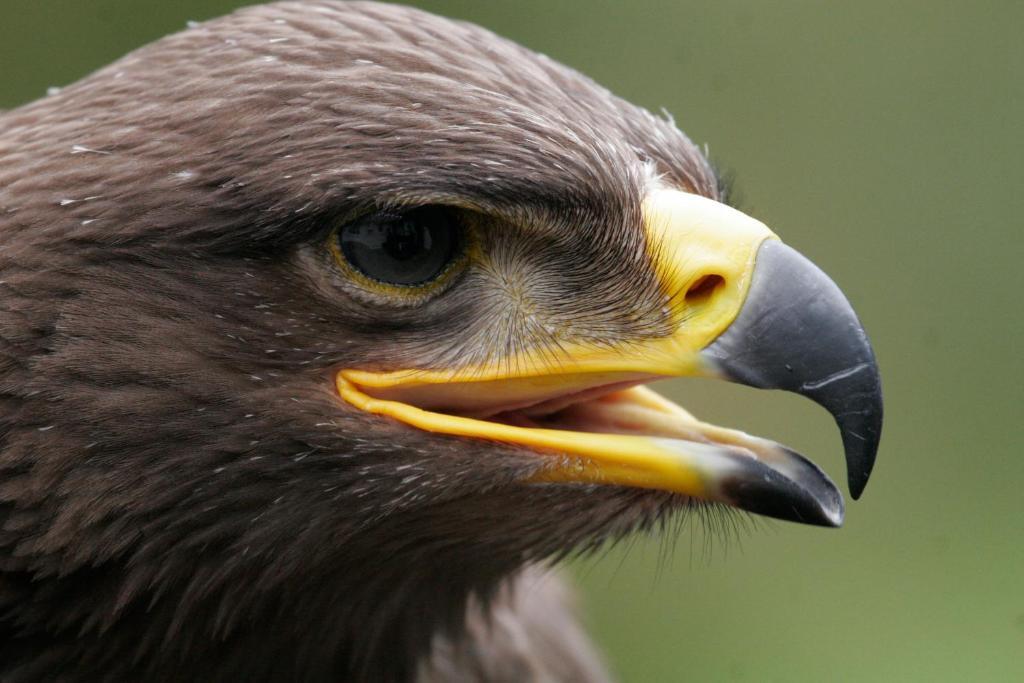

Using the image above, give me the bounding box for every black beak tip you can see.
[840,395,883,500]
[847,453,872,500]
[827,347,883,499]
[719,446,846,528]
[723,469,845,528]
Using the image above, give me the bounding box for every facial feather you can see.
[0,2,730,680]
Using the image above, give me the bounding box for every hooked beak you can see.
[701,240,882,499]
[337,190,882,527]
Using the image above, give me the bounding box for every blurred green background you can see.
[2,1,1021,680]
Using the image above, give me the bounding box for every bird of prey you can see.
[0,1,882,681]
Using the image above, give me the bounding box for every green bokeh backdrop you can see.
[2,1,1021,680]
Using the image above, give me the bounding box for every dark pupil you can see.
[339,207,460,286]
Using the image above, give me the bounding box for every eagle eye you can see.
[334,207,464,289]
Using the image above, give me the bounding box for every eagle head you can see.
[0,2,881,680]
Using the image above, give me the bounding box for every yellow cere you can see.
[642,189,776,337]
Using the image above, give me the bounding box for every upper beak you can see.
[701,240,882,499]
[337,190,882,527]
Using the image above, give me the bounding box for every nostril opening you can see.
[685,274,725,306]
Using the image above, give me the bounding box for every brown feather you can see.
[0,2,721,680]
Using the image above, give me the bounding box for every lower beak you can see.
[337,191,882,527]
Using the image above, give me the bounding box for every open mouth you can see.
[339,368,843,524]
[337,191,882,527]
[338,370,844,527]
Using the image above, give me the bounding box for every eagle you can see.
[0,2,882,681]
